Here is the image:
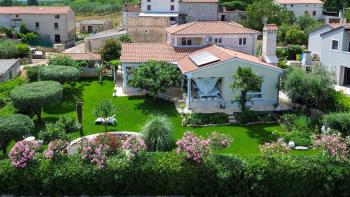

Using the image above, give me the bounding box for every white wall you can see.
[279,3,323,19]
[308,25,333,55]
[141,0,179,13]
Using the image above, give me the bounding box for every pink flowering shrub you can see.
[44,139,69,160]
[260,138,290,157]
[208,132,233,151]
[176,131,211,163]
[122,135,146,155]
[80,139,109,169]
[9,140,41,168]
[313,134,349,161]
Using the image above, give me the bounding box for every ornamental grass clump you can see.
[44,139,69,160]
[208,132,233,151]
[313,134,349,161]
[176,131,211,163]
[9,140,41,168]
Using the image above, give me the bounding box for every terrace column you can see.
[122,64,127,88]
[186,78,192,108]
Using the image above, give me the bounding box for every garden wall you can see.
[0,153,349,196]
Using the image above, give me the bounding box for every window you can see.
[348,42,350,52]
[147,0,151,2]
[55,15,60,19]
[305,11,308,15]
[312,11,316,16]
[202,5,206,10]
[291,4,294,7]
[54,23,59,30]
[331,40,339,50]
[247,83,262,99]
[181,38,192,46]
[239,38,247,46]
[214,38,222,44]
[171,0,174,2]
[55,34,61,43]
[35,22,39,28]
[147,5,151,10]
[170,5,174,11]
[15,15,18,17]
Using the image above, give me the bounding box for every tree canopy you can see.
[10,81,63,121]
[48,55,80,70]
[38,65,80,84]
[129,60,182,99]
[100,38,122,62]
[94,100,117,132]
[0,114,34,155]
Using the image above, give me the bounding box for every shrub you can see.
[323,112,350,136]
[57,116,81,133]
[38,123,70,144]
[95,133,123,153]
[314,134,349,161]
[0,114,34,155]
[260,138,290,157]
[0,39,17,59]
[235,109,256,124]
[25,64,45,82]
[48,55,80,69]
[44,139,69,160]
[334,91,350,112]
[38,65,80,84]
[176,131,211,163]
[80,139,109,169]
[141,115,173,151]
[283,130,312,146]
[16,43,30,58]
[122,135,146,155]
[183,113,228,126]
[10,81,63,121]
[208,132,232,151]
[9,140,41,168]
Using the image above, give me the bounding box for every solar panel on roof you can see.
[189,51,219,66]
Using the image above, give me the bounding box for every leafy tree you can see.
[244,0,295,30]
[38,65,80,84]
[0,114,34,155]
[129,60,182,100]
[10,81,63,122]
[285,26,306,45]
[100,38,122,62]
[48,55,80,70]
[94,100,116,132]
[0,0,12,6]
[17,32,39,43]
[282,67,336,111]
[27,0,38,5]
[16,43,30,58]
[231,67,262,111]
[221,1,247,10]
[95,63,105,83]
[141,115,173,152]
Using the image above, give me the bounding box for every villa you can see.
[120,24,283,112]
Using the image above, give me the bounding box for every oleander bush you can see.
[0,153,349,196]
[183,113,228,126]
[38,65,80,84]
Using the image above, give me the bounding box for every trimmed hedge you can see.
[0,153,349,196]
[183,113,228,126]
[38,65,80,84]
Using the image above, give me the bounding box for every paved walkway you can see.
[335,85,350,96]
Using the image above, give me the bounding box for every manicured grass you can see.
[40,79,287,155]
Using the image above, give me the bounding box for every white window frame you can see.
[214,38,222,45]
[331,39,339,51]
[247,83,262,99]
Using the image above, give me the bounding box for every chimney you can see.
[262,24,278,65]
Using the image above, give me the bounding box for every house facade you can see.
[80,19,112,34]
[166,21,260,55]
[308,23,350,85]
[274,0,323,19]
[139,0,179,24]
[120,24,283,112]
[178,0,219,24]
[0,7,76,48]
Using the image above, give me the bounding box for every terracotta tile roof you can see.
[264,24,278,30]
[124,4,141,12]
[177,45,281,73]
[274,0,323,4]
[121,43,198,63]
[0,6,72,15]
[166,21,260,35]
[62,53,101,61]
[181,0,219,3]
[329,23,350,29]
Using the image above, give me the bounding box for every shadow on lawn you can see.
[131,95,178,118]
[44,81,91,114]
[244,124,280,144]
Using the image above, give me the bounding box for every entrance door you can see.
[55,34,61,43]
[221,15,226,21]
[88,26,93,33]
[344,67,350,86]
[348,42,350,52]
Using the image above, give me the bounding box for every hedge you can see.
[38,65,80,84]
[323,112,350,136]
[0,153,349,196]
[183,113,228,126]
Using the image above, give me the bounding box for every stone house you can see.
[0,6,76,48]
[84,29,127,52]
[80,19,112,34]
[274,0,323,20]
[178,0,219,24]
[0,59,20,82]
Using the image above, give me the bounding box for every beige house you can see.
[80,19,112,33]
[0,6,76,48]
[120,24,283,112]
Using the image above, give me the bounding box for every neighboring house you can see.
[165,21,260,55]
[80,19,112,33]
[62,53,101,77]
[178,0,219,24]
[274,0,323,19]
[127,17,170,43]
[139,0,179,24]
[308,23,350,85]
[120,24,283,112]
[218,6,245,22]
[122,4,141,27]
[0,7,76,48]
[84,29,127,52]
[0,59,20,82]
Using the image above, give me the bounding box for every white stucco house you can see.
[308,23,350,85]
[120,24,283,112]
[165,21,260,55]
[139,0,179,24]
[274,0,323,20]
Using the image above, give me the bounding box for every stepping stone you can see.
[294,146,309,150]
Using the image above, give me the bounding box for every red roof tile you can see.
[181,0,219,3]
[264,24,278,30]
[124,4,141,12]
[166,21,260,35]
[0,6,72,15]
[62,53,101,61]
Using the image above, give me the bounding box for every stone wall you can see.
[127,17,170,43]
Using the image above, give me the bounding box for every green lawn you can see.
[39,79,287,155]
